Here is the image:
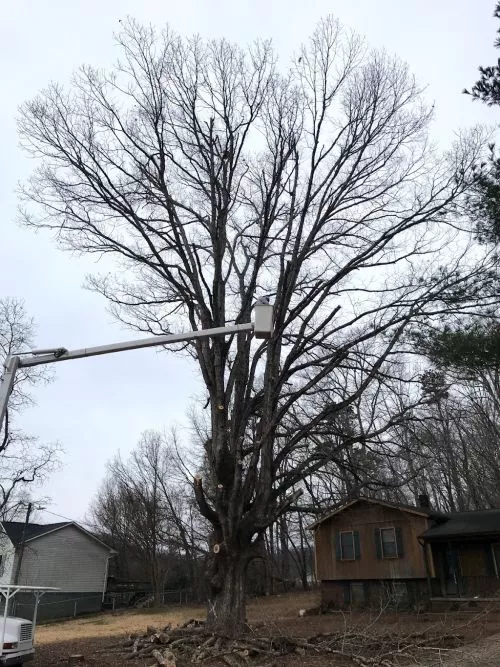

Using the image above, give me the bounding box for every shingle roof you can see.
[1,521,69,546]
[422,510,500,540]
[1,521,115,552]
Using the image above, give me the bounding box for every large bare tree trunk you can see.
[206,554,248,636]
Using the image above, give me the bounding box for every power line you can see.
[41,508,95,529]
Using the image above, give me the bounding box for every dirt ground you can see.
[32,591,500,666]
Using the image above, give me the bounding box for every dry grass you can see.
[36,604,204,643]
[36,590,319,644]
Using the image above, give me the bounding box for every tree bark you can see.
[206,554,247,637]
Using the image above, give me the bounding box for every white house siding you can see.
[0,533,15,586]
[16,526,110,593]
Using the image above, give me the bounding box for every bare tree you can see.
[396,371,500,511]
[18,18,497,634]
[91,430,201,605]
[0,298,60,515]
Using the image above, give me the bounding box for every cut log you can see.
[152,648,176,666]
[200,635,217,648]
[180,618,205,628]
[235,649,251,662]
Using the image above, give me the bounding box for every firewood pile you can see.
[110,618,466,666]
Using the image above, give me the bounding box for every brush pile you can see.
[112,617,465,666]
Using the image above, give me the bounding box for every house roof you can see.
[421,509,500,540]
[1,521,116,552]
[307,496,432,530]
[2,521,69,545]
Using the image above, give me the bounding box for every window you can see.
[350,582,365,605]
[340,531,355,560]
[381,581,408,606]
[374,526,403,559]
[380,527,398,558]
[336,530,360,561]
[391,581,408,603]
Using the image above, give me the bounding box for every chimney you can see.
[418,493,431,510]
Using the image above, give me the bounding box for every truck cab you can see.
[0,617,34,666]
[0,586,59,666]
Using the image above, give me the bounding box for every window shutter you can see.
[335,531,342,561]
[353,531,361,560]
[395,527,404,558]
[374,528,382,559]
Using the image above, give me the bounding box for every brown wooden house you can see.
[309,498,500,608]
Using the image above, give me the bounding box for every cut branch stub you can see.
[213,542,226,554]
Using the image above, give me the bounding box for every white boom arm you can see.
[0,302,274,433]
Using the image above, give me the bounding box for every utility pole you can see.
[13,502,33,585]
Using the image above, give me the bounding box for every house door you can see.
[443,546,460,596]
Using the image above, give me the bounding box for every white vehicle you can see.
[0,586,59,666]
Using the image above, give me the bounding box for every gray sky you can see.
[0,0,498,524]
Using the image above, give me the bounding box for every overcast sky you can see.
[0,0,498,524]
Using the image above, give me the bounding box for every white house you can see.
[0,520,115,620]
